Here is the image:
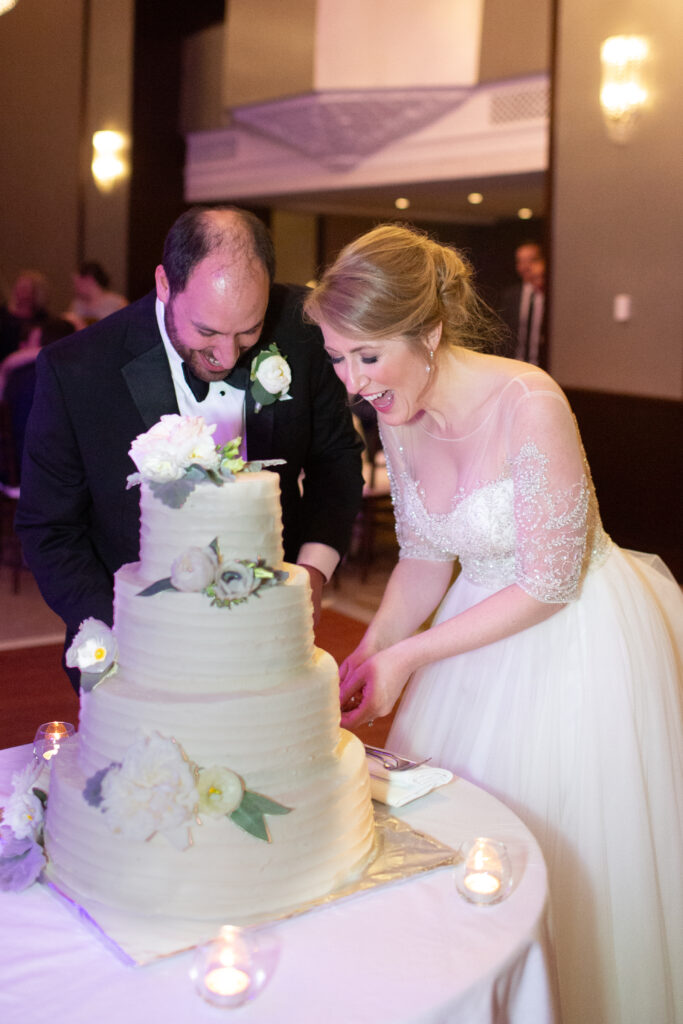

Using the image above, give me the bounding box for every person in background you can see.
[65,261,127,329]
[16,205,363,688]
[304,222,683,1024]
[0,269,50,358]
[497,240,544,363]
[0,317,75,482]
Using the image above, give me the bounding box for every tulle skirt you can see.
[388,546,683,1024]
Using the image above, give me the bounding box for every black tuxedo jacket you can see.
[16,286,363,635]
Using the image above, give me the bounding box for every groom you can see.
[16,206,363,685]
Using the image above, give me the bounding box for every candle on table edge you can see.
[204,966,251,997]
[464,871,502,896]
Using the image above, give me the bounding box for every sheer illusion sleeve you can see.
[380,423,455,562]
[508,388,593,603]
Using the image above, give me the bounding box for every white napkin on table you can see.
[367,758,454,808]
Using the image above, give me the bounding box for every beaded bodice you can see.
[381,370,611,603]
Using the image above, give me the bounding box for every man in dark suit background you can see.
[497,240,545,364]
[16,206,363,688]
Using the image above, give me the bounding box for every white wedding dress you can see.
[382,368,683,1024]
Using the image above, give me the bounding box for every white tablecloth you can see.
[0,744,558,1024]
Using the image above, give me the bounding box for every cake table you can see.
[0,743,558,1023]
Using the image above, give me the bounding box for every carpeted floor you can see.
[0,607,394,751]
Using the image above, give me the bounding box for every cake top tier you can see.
[127,415,285,577]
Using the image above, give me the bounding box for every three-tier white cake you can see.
[43,417,375,925]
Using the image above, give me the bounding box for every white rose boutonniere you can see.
[250,343,292,413]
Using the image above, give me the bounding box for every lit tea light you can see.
[454,837,513,905]
[191,924,277,1008]
[33,721,75,763]
[204,965,251,998]
[464,870,502,896]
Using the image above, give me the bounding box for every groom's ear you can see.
[155,265,170,305]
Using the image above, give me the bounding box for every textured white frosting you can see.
[45,734,374,924]
[45,464,375,925]
[138,471,283,580]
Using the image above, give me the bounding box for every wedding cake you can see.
[42,416,375,925]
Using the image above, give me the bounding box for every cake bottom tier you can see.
[44,732,375,925]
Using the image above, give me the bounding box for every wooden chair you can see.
[0,399,23,593]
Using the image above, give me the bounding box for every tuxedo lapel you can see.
[122,345,178,430]
[119,292,178,429]
[244,385,275,460]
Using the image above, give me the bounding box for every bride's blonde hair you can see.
[304,223,501,352]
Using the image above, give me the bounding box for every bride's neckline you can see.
[418,361,530,442]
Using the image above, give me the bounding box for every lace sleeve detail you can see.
[512,439,590,603]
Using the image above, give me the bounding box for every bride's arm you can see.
[339,557,454,677]
[341,584,565,724]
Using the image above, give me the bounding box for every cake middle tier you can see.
[114,562,314,694]
[78,648,341,781]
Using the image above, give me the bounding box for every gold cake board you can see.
[44,804,458,965]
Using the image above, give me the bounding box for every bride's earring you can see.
[425,347,435,373]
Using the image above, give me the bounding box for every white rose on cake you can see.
[212,560,256,602]
[197,767,244,817]
[99,733,198,846]
[129,414,219,483]
[170,545,219,592]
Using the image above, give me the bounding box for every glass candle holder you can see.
[33,721,75,763]
[190,925,278,1009]
[454,837,513,906]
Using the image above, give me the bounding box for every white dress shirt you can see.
[155,298,338,581]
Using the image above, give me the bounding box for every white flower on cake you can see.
[250,343,292,413]
[0,762,48,891]
[65,618,118,691]
[4,762,45,841]
[128,414,220,484]
[98,733,197,847]
[212,560,256,602]
[84,735,293,844]
[139,539,288,608]
[170,545,219,592]
[197,767,244,817]
[126,417,285,508]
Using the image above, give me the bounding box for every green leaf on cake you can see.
[137,577,177,597]
[229,789,292,843]
[149,474,198,508]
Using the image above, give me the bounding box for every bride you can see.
[304,224,683,1024]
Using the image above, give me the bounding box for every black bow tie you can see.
[182,362,250,402]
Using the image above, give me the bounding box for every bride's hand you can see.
[339,647,409,728]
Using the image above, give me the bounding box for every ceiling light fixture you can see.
[467,192,484,205]
[394,197,410,210]
[517,208,533,220]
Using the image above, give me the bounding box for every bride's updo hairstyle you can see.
[304,223,500,353]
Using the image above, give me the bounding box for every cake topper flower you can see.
[126,416,285,509]
[65,618,118,692]
[250,343,292,413]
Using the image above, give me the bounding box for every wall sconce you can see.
[600,36,649,143]
[91,130,129,191]
[0,0,19,14]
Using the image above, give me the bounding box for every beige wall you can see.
[0,0,132,314]
[479,0,550,81]
[0,0,84,312]
[550,0,683,398]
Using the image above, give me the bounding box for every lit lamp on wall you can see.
[0,0,19,14]
[600,35,649,143]
[91,130,129,191]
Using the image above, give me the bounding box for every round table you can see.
[0,743,558,1023]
